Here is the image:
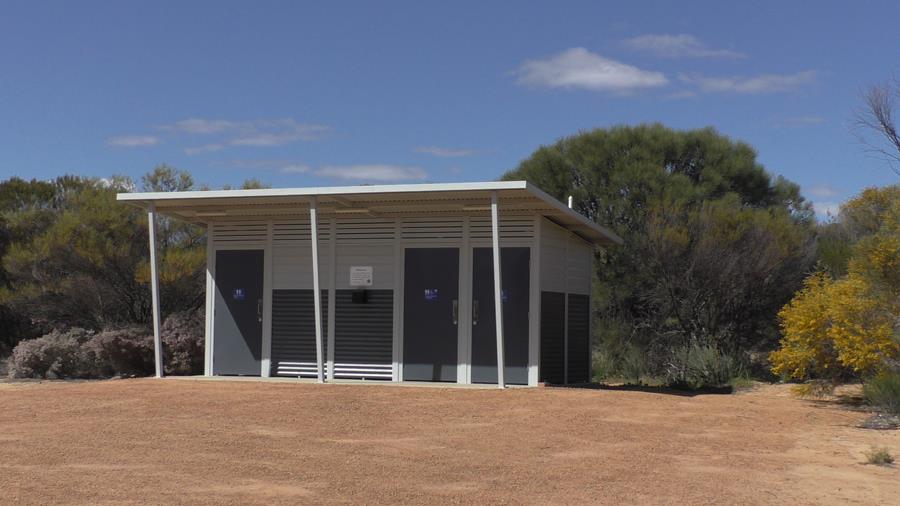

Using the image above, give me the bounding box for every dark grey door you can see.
[213,249,264,375]
[402,248,459,382]
[471,247,530,385]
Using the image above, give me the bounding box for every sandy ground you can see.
[0,379,897,505]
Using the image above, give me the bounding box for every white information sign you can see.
[349,266,373,287]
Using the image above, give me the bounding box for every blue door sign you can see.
[233,288,246,301]
[424,288,439,302]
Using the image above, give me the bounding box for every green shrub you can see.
[665,342,745,389]
[84,327,154,377]
[863,370,900,414]
[161,310,204,375]
[619,344,647,385]
[6,328,97,379]
[865,446,895,466]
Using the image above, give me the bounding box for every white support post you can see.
[147,203,164,378]
[490,191,505,389]
[327,218,336,382]
[310,197,325,383]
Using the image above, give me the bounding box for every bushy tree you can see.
[503,124,816,374]
[1,166,205,330]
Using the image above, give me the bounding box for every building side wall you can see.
[537,217,595,384]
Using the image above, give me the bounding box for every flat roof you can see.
[117,180,622,246]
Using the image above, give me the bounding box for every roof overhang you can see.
[117,181,623,246]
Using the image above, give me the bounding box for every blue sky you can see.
[1,1,898,217]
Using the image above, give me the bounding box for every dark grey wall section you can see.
[403,248,459,382]
[213,249,264,376]
[567,293,590,383]
[270,289,328,375]
[334,289,393,365]
[539,291,565,384]
[470,247,530,385]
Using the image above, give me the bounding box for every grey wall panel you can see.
[567,293,590,383]
[333,289,393,365]
[270,289,328,375]
[540,291,565,384]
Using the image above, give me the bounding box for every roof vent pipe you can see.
[567,196,573,209]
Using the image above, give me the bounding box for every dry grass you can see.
[1,378,898,505]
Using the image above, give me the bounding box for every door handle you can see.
[472,299,479,326]
[257,299,263,323]
[452,299,458,325]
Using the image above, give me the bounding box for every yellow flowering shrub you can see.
[771,185,900,380]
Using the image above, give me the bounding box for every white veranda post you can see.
[147,202,164,378]
[491,191,505,388]
[310,197,326,383]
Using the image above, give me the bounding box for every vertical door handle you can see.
[472,299,479,326]
[257,299,263,323]
[452,299,458,325]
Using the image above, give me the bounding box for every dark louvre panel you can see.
[539,291,565,384]
[333,289,394,365]
[270,290,328,376]
[567,294,590,384]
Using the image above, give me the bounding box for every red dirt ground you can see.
[1,378,897,505]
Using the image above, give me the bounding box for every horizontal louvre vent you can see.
[333,289,393,380]
[272,221,331,243]
[211,222,268,244]
[400,218,464,240]
[335,219,395,242]
[567,294,590,384]
[469,217,534,239]
[271,289,329,377]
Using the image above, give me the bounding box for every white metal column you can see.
[327,218,337,381]
[261,223,274,377]
[310,198,325,383]
[147,202,164,378]
[490,192,505,388]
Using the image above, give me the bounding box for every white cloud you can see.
[812,201,840,219]
[623,34,745,59]
[315,164,427,182]
[679,70,816,94]
[218,159,310,173]
[807,184,839,198]
[184,143,225,155]
[157,117,330,148]
[280,164,310,174]
[775,115,826,127]
[106,135,159,147]
[414,146,476,157]
[161,118,240,134]
[515,47,668,93]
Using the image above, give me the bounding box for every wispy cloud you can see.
[807,184,839,198]
[414,146,476,157]
[315,164,427,182]
[679,70,816,94]
[774,115,826,127]
[623,34,745,59]
[184,143,225,155]
[106,135,160,147]
[280,164,310,174]
[515,47,668,93]
[219,159,310,173]
[158,117,330,150]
